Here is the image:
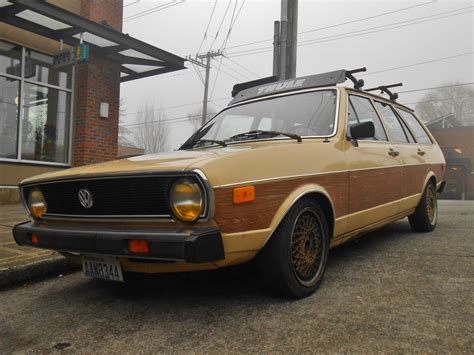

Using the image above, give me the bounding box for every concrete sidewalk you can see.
[0,204,76,288]
[0,204,58,269]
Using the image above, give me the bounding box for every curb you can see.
[0,256,81,290]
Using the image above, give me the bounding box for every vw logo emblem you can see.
[78,189,94,208]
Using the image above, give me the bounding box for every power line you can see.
[123,0,140,8]
[122,97,230,117]
[226,6,473,57]
[124,0,185,22]
[208,0,233,51]
[399,82,474,94]
[220,0,246,50]
[197,0,218,54]
[224,56,260,78]
[218,60,251,81]
[225,1,436,50]
[404,95,474,106]
[361,52,474,76]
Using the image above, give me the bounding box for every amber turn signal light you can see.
[233,186,255,204]
[128,239,149,254]
[31,233,39,245]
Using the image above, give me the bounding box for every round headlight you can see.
[28,188,47,218]
[170,179,204,223]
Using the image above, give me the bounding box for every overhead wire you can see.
[361,52,474,76]
[208,0,233,51]
[224,1,436,50]
[124,1,185,22]
[197,0,218,54]
[226,6,473,57]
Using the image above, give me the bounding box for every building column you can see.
[73,0,123,166]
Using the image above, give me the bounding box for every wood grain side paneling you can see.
[403,164,429,196]
[349,167,401,213]
[214,172,349,234]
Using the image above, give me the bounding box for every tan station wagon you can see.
[13,68,446,298]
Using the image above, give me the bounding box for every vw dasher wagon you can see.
[13,68,446,298]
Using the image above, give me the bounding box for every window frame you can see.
[372,100,412,144]
[346,92,390,143]
[395,106,433,145]
[0,40,74,167]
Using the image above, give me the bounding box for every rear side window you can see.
[348,95,387,141]
[397,109,432,144]
[374,101,409,143]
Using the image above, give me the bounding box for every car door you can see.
[344,94,404,233]
[395,107,436,210]
[373,101,418,213]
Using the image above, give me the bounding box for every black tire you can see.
[256,197,330,299]
[409,181,438,232]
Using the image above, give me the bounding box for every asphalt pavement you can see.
[0,200,473,353]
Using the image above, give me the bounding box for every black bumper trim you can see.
[13,222,225,263]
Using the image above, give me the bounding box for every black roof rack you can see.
[366,83,403,102]
[229,68,370,105]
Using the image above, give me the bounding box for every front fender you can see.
[263,184,336,247]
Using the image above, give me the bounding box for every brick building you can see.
[0,0,184,203]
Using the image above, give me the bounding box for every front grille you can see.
[22,174,202,218]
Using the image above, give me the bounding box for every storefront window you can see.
[0,76,20,159]
[0,40,72,165]
[21,83,70,163]
[25,49,72,89]
[0,41,21,75]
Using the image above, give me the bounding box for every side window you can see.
[348,95,387,141]
[374,101,408,143]
[397,113,416,143]
[397,109,432,144]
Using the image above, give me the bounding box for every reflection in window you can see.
[348,95,387,141]
[397,109,432,144]
[191,90,338,144]
[25,49,72,88]
[374,101,408,143]
[0,76,19,158]
[21,83,69,163]
[0,41,21,76]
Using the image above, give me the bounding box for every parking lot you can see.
[0,200,473,353]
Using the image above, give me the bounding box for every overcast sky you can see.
[120,0,473,150]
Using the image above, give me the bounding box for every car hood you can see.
[21,140,339,187]
[21,144,266,184]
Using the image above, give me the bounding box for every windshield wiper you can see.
[230,130,302,142]
[191,139,227,148]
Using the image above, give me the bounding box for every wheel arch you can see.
[263,184,335,247]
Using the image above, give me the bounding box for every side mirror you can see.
[350,121,375,140]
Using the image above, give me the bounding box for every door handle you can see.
[417,149,426,156]
[388,148,400,157]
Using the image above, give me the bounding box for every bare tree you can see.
[187,107,217,133]
[133,103,169,154]
[118,98,134,147]
[415,83,474,126]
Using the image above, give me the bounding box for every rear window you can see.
[396,109,432,144]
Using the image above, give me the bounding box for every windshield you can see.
[181,90,338,149]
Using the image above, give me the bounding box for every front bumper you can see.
[13,222,225,263]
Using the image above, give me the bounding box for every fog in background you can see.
[119,0,473,151]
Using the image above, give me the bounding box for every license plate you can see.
[82,256,124,282]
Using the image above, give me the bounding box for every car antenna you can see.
[366,83,403,102]
[345,67,366,90]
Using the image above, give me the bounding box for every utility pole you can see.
[186,50,223,126]
[273,0,298,80]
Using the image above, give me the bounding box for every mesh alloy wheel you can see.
[426,184,437,224]
[290,207,326,287]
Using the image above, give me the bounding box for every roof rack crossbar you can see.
[345,67,366,90]
[366,83,403,101]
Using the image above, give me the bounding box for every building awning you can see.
[0,0,186,82]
